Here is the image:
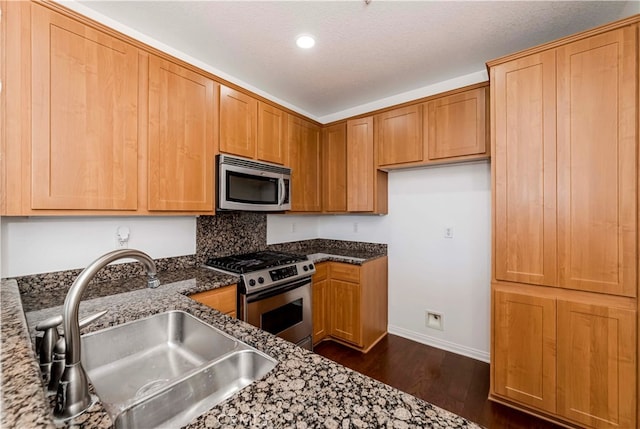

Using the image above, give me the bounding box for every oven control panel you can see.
[270,265,298,281]
[241,261,316,294]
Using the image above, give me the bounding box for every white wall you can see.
[1,217,196,277]
[266,215,320,244]
[268,162,492,362]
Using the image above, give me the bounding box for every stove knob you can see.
[303,265,309,272]
[309,263,315,270]
[258,277,265,284]
[249,279,256,287]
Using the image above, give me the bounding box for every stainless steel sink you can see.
[81,310,277,428]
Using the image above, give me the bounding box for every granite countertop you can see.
[2,251,481,429]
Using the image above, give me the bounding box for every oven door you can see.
[242,278,312,350]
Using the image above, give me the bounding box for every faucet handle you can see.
[35,314,64,332]
[79,310,108,330]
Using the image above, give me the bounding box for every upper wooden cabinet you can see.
[219,85,257,159]
[376,105,423,166]
[322,123,347,213]
[492,26,637,297]
[288,115,322,212]
[30,4,140,210]
[257,102,286,165]
[424,87,487,160]
[147,56,216,212]
[219,85,287,165]
[493,50,558,287]
[555,28,637,296]
[347,117,388,213]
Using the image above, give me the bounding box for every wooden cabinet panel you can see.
[347,117,375,212]
[425,87,487,160]
[492,50,558,286]
[257,102,286,165]
[190,284,237,318]
[376,105,422,166]
[287,115,321,212]
[557,300,636,428]
[329,279,362,346]
[322,123,347,212]
[493,287,557,413]
[219,85,257,159]
[31,5,139,210]
[148,56,215,211]
[556,27,637,297]
[312,277,328,344]
[329,262,360,283]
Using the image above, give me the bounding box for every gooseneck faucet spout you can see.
[54,249,160,420]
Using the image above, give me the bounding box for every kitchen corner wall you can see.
[268,161,492,362]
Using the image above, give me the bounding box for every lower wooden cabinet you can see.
[492,283,636,428]
[312,257,388,352]
[312,263,329,344]
[189,284,237,318]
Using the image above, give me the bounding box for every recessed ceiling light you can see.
[296,34,315,49]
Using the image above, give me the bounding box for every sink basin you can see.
[81,310,277,428]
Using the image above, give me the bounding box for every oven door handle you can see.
[245,277,311,303]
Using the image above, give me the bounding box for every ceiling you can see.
[72,1,636,123]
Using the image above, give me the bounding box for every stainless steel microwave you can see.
[217,155,291,212]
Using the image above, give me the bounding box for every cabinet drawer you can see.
[313,262,328,281]
[190,284,237,316]
[330,263,360,282]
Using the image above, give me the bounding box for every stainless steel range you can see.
[204,251,315,350]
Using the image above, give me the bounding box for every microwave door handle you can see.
[278,178,286,206]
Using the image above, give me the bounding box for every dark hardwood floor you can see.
[314,335,563,429]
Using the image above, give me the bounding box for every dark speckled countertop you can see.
[1,247,482,429]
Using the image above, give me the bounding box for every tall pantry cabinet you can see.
[489,19,639,429]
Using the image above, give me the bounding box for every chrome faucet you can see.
[54,249,160,420]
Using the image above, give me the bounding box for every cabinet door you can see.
[219,85,257,159]
[376,105,422,166]
[322,123,347,212]
[190,284,237,318]
[329,279,362,346]
[347,117,375,212]
[557,300,636,428]
[312,278,328,344]
[493,287,556,413]
[492,50,558,286]
[31,5,139,210]
[287,115,322,212]
[556,27,637,297]
[148,56,215,211]
[425,87,487,160]
[257,102,286,165]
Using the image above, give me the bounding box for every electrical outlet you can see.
[116,226,130,249]
[444,227,453,238]
[353,222,359,233]
[425,311,444,331]
[291,222,297,233]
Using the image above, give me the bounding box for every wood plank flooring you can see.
[314,334,563,429]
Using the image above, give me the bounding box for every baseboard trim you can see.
[387,325,490,363]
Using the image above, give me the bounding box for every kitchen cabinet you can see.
[219,85,257,159]
[189,284,237,318]
[321,123,347,213]
[376,105,423,166]
[424,86,487,160]
[312,263,329,344]
[30,3,140,211]
[489,22,638,429]
[312,257,388,352]
[287,115,322,212]
[347,117,388,213]
[257,102,287,165]
[147,55,216,212]
[219,86,287,165]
